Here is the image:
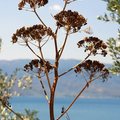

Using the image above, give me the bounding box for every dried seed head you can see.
[24,59,53,73]
[12,24,55,44]
[77,37,108,57]
[18,0,48,10]
[54,10,87,32]
[74,60,109,80]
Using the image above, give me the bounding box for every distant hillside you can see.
[0,59,120,98]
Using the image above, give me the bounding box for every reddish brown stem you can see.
[49,3,71,117]
[38,42,52,91]
[58,30,69,60]
[49,62,59,120]
[58,52,92,78]
[57,80,92,120]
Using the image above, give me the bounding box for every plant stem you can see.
[49,32,59,120]
[58,30,69,60]
[56,80,92,120]
[26,41,41,59]
[58,51,92,77]
[59,68,73,77]
[34,9,47,28]
[37,73,49,103]
[38,42,52,91]
[63,1,68,11]
[49,54,59,120]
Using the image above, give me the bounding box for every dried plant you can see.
[11,0,109,120]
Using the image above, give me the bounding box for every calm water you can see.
[10,97,120,120]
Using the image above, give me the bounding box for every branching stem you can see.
[57,78,93,120]
[26,41,41,59]
[38,41,52,91]
[37,73,49,103]
[34,9,47,28]
[59,51,92,77]
[58,30,69,60]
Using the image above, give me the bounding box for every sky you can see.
[0,0,119,63]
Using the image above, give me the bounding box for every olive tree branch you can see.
[0,99,24,120]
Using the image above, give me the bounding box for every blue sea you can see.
[10,97,120,120]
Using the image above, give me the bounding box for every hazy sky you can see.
[0,0,118,63]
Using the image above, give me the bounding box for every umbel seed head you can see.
[54,10,87,32]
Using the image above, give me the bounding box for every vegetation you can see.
[98,0,120,74]
[0,68,40,119]
[0,40,39,120]
[1,0,110,120]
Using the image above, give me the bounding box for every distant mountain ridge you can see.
[0,59,120,98]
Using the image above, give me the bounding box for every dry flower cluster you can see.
[54,10,87,32]
[18,0,48,10]
[77,37,108,56]
[24,59,53,72]
[74,59,109,80]
[12,25,55,44]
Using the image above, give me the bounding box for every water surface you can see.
[10,97,120,120]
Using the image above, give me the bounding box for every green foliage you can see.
[98,0,120,23]
[98,0,120,74]
[0,68,37,119]
[10,109,40,120]
[22,109,40,120]
[107,37,120,74]
[0,38,38,119]
[0,69,16,119]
